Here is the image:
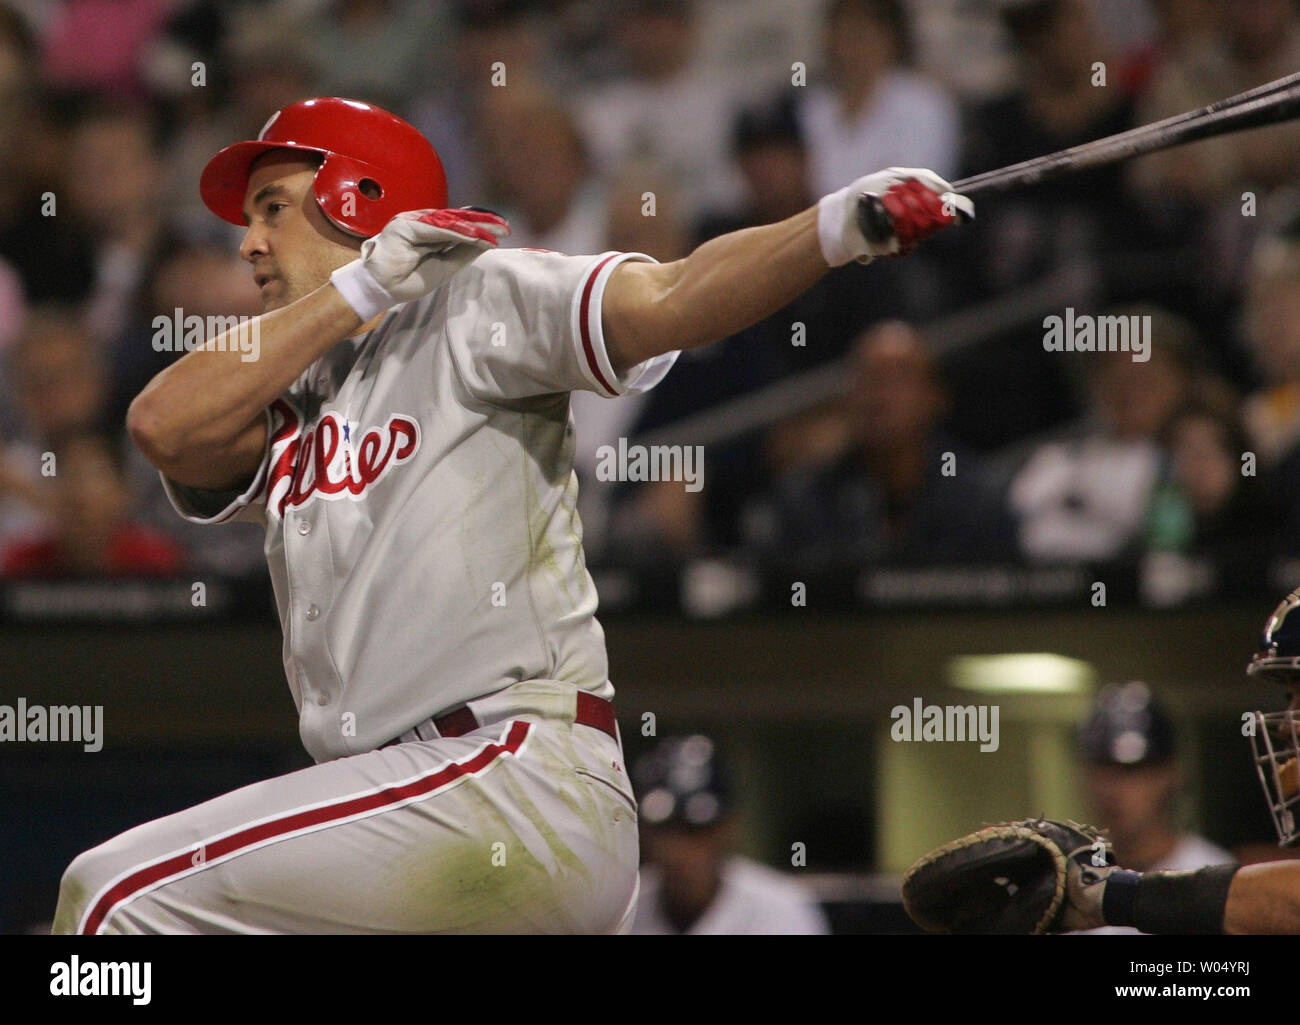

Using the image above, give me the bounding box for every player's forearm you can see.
[128,282,362,459]
[1223,861,1300,934]
[636,208,827,355]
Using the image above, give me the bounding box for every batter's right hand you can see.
[330,208,510,320]
[817,168,972,267]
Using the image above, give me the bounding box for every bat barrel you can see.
[955,79,1300,197]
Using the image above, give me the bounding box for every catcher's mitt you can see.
[901,818,1115,935]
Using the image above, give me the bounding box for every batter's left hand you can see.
[330,208,511,320]
[818,167,973,267]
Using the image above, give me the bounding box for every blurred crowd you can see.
[2,0,1300,588]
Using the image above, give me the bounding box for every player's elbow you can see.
[126,393,183,468]
[604,260,698,369]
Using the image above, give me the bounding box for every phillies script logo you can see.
[264,398,420,518]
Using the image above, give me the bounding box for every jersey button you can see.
[298,520,312,535]
[305,603,320,621]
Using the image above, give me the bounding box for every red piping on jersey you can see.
[77,720,532,934]
[578,254,620,396]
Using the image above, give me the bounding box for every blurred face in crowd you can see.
[643,820,730,913]
[845,323,946,449]
[489,99,587,232]
[1169,413,1237,517]
[1007,0,1096,87]
[231,61,317,138]
[238,151,362,313]
[457,18,540,90]
[11,316,104,439]
[1084,761,1179,847]
[825,2,897,88]
[738,141,809,222]
[50,436,131,573]
[0,11,31,95]
[618,8,694,80]
[151,245,262,320]
[1087,349,1187,441]
[1224,0,1295,62]
[1152,0,1217,44]
[1247,266,1300,383]
[65,113,158,232]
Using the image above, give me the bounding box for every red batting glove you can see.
[880,179,959,254]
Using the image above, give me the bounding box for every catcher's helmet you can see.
[199,97,448,238]
[632,735,733,828]
[1246,588,1300,846]
[1248,587,1300,684]
[1078,681,1176,766]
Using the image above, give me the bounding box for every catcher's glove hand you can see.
[901,818,1117,935]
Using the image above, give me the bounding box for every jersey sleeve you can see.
[443,249,680,401]
[158,404,273,527]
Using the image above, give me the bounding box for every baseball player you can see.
[50,97,968,934]
[904,587,1300,935]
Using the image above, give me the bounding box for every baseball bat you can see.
[857,70,1300,244]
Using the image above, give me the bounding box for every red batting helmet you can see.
[199,97,448,238]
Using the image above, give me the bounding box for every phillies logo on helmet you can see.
[264,398,420,518]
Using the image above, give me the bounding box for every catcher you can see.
[902,589,1300,935]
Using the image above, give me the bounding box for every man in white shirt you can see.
[798,0,960,198]
[631,735,830,935]
[1075,681,1233,934]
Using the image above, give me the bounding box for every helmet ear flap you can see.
[312,153,392,237]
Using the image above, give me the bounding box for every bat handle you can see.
[856,193,896,247]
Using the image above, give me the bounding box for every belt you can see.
[383,691,618,747]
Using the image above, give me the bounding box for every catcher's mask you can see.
[1247,587,1300,846]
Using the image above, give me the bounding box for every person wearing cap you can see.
[1075,681,1232,934]
[631,735,830,935]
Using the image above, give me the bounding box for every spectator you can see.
[1145,382,1276,566]
[1008,306,1199,563]
[41,0,176,98]
[0,2,36,97]
[0,307,109,550]
[0,87,97,306]
[1133,0,1300,204]
[1120,0,1218,95]
[107,233,262,429]
[575,0,746,222]
[161,44,321,235]
[764,321,1016,569]
[1243,228,1300,465]
[569,165,692,564]
[107,235,266,578]
[797,0,960,198]
[631,735,829,935]
[960,0,1138,297]
[305,0,444,106]
[409,0,556,207]
[1075,681,1233,933]
[63,100,166,345]
[1,430,184,577]
[903,0,1015,101]
[480,88,605,254]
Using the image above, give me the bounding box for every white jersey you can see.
[162,248,677,762]
[632,856,831,935]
